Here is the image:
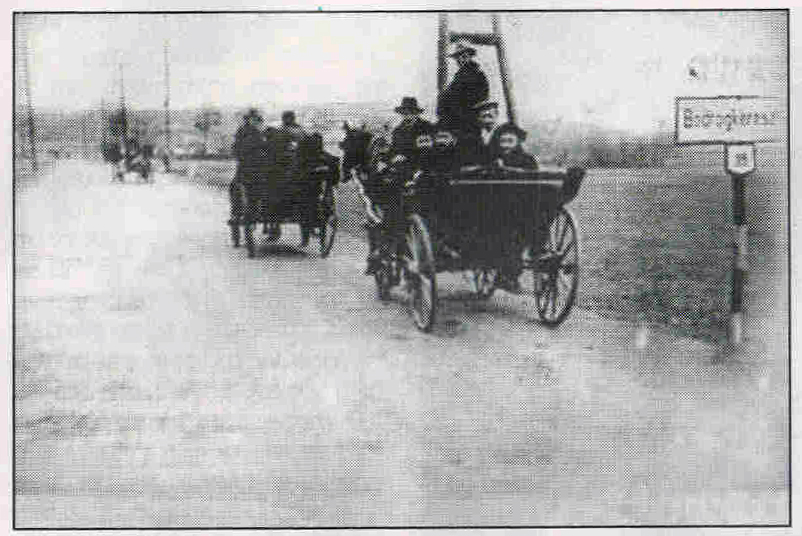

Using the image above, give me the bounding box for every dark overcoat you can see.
[232,123,266,181]
[436,61,489,133]
[391,117,433,163]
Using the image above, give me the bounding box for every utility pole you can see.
[118,60,127,144]
[19,20,37,171]
[163,37,171,171]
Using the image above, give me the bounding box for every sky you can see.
[16,11,787,132]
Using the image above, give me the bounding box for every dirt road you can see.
[14,160,788,527]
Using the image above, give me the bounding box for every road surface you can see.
[14,160,788,527]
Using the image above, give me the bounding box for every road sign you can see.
[675,96,784,145]
[725,144,756,177]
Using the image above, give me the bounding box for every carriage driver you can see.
[436,40,490,138]
[364,96,433,275]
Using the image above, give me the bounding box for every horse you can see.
[339,121,393,183]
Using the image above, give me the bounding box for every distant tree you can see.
[194,108,222,154]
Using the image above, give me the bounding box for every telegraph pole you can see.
[118,60,127,144]
[19,21,37,171]
[163,38,172,171]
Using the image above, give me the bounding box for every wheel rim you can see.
[472,268,497,299]
[405,215,436,332]
[535,208,579,325]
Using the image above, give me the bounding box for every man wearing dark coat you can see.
[364,97,433,275]
[389,97,434,165]
[230,108,265,226]
[459,100,501,166]
[436,41,489,137]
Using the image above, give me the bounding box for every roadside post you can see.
[675,95,783,345]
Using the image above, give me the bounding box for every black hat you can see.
[472,100,499,112]
[282,110,296,122]
[394,97,424,115]
[449,41,477,58]
[495,122,527,141]
[243,108,263,121]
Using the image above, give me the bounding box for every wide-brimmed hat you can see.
[449,40,477,58]
[243,108,263,121]
[473,100,499,113]
[395,97,424,114]
[495,122,527,141]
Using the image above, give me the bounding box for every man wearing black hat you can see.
[460,100,501,166]
[363,97,433,275]
[389,97,433,165]
[436,41,489,136]
[230,108,266,227]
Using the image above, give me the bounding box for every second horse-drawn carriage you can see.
[228,127,339,259]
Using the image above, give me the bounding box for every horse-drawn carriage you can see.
[228,130,339,259]
[339,13,586,332]
[101,138,154,183]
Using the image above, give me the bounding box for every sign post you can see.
[675,96,782,345]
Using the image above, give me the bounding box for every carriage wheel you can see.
[472,268,498,300]
[534,207,579,326]
[319,212,337,258]
[404,214,436,332]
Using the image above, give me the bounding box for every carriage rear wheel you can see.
[533,207,579,326]
[404,214,436,332]
[472,268,498,300]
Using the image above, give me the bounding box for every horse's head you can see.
[339,122,373,177]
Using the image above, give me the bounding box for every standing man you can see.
[436,40,489,137]
[230,108,265,229]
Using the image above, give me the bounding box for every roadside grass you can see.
[178,151,787,344]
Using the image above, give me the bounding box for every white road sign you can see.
[675,96,784,144]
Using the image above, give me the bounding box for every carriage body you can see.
[364,159,585,331]
[410,166,583,271]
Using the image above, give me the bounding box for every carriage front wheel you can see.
[532,207,579,326]
[403,214,436,332]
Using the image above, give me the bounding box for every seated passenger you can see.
[492,123,539,171]
[459,100,500,167]
[492,123,539,293]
